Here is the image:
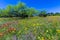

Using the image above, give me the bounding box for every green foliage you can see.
[0,2,60,18]
[26,8,38,17]
[0,2,38,18]
[54,12,60,16]
[39,10,47,17]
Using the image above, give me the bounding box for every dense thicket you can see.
[0,2,60,18]
[0,2,38,18]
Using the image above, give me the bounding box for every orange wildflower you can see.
[7,27,16,33]
[0,32,4,37]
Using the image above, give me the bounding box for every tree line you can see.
[0,2,60,18]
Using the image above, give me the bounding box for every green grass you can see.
[0,16,60,40]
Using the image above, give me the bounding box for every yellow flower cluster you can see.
[33,23,43,27]
[41,37,45,40]
[56,29,60,33]
[46,30,48,33]
[37,36,44,40]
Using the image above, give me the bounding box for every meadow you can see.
[0,16,60,40]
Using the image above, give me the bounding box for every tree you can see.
[17,3,38,18]
[54,12,60,16]
[6,5,13,17]
[39,10,47,17]
[26,8,38,17]
[0,2,38,18]
[13,2,27,17]
[17,2,26,10]
[0,9,2,17]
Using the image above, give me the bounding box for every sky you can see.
[0,0,60,13]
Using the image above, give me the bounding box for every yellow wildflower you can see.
[37,36,40,39]
[41,37,44,40]
[56,29,60,33]
[33,24,36,26]
[46,30,48,32]
[37,23,40,26]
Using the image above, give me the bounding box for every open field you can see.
[0,16,60,40]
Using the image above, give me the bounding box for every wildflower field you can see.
[0,16,60,40]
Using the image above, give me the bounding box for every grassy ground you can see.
[0,16,60,40]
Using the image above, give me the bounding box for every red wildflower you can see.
[7,27,16,33]
[1,24,8,28]
[6,22,11,25]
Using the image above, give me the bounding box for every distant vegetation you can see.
[0,2,60,18]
